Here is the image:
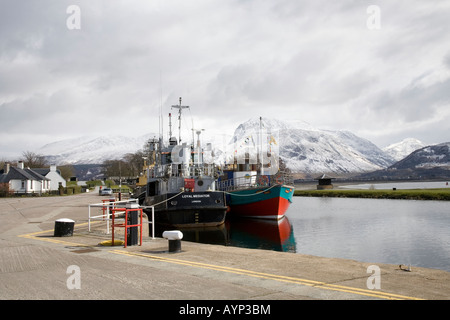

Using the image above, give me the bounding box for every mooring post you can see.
[162,230,183,253]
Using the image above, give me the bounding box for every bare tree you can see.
[21,151,48,168]
[123,151,145,177]
[102,150,146,180]
[58,165,75,180]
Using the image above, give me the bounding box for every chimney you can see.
[17,161,24,169]
[4,163,10,174]
[50,164,57,172]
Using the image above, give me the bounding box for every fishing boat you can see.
[217,171,294,219]
[140,98,227,228]
[216,117,295,220]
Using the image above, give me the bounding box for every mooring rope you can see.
[139,191,185,209]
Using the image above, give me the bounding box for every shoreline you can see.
[294,188,450,201]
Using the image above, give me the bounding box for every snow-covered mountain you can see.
[38,118,399,175]
[38,134,157,165]
[383,138,426,161]
[389,142,450,170]
[229,118,395,174]
[358,142,450,180]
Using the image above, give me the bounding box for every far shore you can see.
[294,187,450,201]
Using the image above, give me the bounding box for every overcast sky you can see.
[1,0,449,160]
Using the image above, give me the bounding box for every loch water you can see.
[163,195,450,272]
[286,197,450,272]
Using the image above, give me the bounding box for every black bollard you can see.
[168,239,182,253]
[54,218,75,237]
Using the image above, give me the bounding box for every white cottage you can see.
[0,162,51,194]
[33,164,66,191]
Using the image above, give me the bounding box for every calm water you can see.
[287,197,450,272]
[173,196,450,272]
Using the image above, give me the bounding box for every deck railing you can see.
[216,171,293,192]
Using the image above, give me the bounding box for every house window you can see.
[21,180,25,189]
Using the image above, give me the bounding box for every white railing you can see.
[216,171,294,192]
[88,198,155,239]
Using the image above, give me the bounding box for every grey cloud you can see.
[444,53,450,69]
[0,0,449,159]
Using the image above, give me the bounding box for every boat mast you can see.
[159,71,163,144]
[171,97,190,144]
[169,113,173,138]
[193,128,205,167]
[259,116,263,176]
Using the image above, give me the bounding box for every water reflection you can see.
[154,216,296,253]
[153,196,450,272]
[288,197,450,272]
[228,217,296,252]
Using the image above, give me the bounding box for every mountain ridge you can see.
[357,142,450,180]
[229,117,395,175]
[382,138,427,161]
[37,118,435,177]
[389,142,450,170]
[38,133,157,165]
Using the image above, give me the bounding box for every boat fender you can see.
[162,230,183,240]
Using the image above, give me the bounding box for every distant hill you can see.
[38,134,157,165]
[357,142,450,180]
[383,138,426,161]
[230,118,395,175]
[390,142,450,170]
[37,118,399,176]
[38,118,447,180]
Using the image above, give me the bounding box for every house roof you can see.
[33,167,62,176]
[25,168,50,181]
[315,174,335,180]
[0,167,49,183]
[32,168,50,176]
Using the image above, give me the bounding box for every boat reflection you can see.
[154,215,296,253]
[228,216,296,252]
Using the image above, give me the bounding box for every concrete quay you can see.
[0,192,449,301]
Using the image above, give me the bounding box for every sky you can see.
[1,0,449,160]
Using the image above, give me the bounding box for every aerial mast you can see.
[259,116,264,176]
[169,113,173,138]
[171,97,190,144]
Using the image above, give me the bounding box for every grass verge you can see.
[294,188,450,201]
